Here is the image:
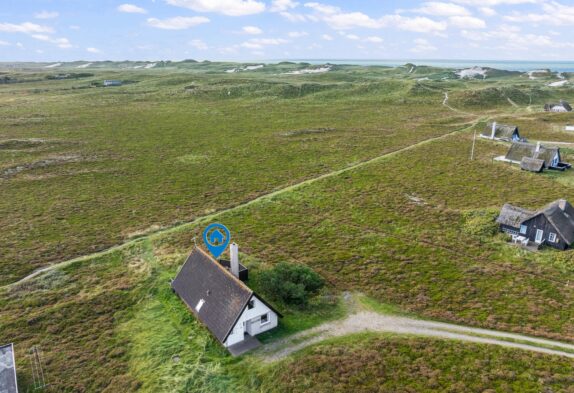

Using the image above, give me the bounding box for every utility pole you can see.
[470,128,477,161]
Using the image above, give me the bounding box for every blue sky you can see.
[1,0,573,62]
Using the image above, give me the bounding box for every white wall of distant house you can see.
[224,296,278,347]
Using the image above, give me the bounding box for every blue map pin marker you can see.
[202,223,231,259]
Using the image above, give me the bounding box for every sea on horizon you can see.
[278,59,574,73]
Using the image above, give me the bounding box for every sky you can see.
[1,0,574,62]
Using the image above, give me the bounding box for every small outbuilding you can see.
[480,122,520,142]
[171,245,281,351]
[497,199,574,250]
[520,157,545,172]
[544,100,572,112]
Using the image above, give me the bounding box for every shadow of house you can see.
[497,199,574,250]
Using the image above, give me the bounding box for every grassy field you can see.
[1,62,574,392]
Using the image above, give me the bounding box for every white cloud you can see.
[31,34,72,48]
[504,2,574,26]
[242,25,263,35]
[189,39,208,49]
[34,11,59,19]
[460,25,574,51]
[321,33,333,40]
[304,3,447,33]
[390,15,448,33]
[147,16,210,30]
[279,11,308,22]
[0,40,10,46]
[166,0,265,16]
[240,37,288,49]
[118,4,148,14]
[416,2,470,16]
[453,0,535,5]
[69,25,80,30]
[411,38,438,52]
[0,22,53,34]
[270,0,299,12]
[479,7,497,16]
[365,36,383,43]
[449,15,486,29]
[86,47,101,53]
[342,33,360,40]
[288,31,308,38]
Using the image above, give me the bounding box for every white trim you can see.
[195,299,205,312]
[549,232,557,243]
[535,229,544,244]
[260,312,270,326]
[520,225,527,235]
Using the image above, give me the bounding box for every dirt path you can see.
[259,311,574,362]
[3,119,482,290]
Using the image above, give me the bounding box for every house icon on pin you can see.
[209,229,225,245]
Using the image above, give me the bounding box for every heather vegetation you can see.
[1,62,573,392]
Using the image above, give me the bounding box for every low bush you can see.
[258,262,324,306]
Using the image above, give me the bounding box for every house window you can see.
[248,299,255,309]
[549,233,557,243]
[520,225,527,235]
[260,313,269,325]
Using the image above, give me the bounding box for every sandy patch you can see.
[77,63,92,69]
[548,80,569,87]
[456,67,487,79]
[45,63,62,68]
[284,66,331,75]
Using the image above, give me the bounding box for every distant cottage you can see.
[504,141,571,171]
[171,245,281,351]
[103,80,122,87]
[480,122,520,142]
[544,100,572,112]
[497,199,574,250]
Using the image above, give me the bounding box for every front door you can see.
[535,229,544,243]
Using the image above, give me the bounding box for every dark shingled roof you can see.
[172,248,281,343]
[520,157,545,172]
[481,123,519,140]
[496,204,534,228]
[505,142,560,167]
[535,199,574,245]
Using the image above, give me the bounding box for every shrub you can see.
[461,209,499,238]
[258,262,325,306]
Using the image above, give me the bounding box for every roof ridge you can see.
[194,246,254,294]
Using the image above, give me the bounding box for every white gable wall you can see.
[224,295,278,347]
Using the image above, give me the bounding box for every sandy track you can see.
[259,311,574,362]
[3,120,480,290]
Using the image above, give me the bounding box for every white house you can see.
[103,80,122,87]
[171,245,281,350]
[565,125,574,132]
[545,101,572,112]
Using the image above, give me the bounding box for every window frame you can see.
[260,312,270,325]
[549,232,557,243]
[519,225,527,235]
